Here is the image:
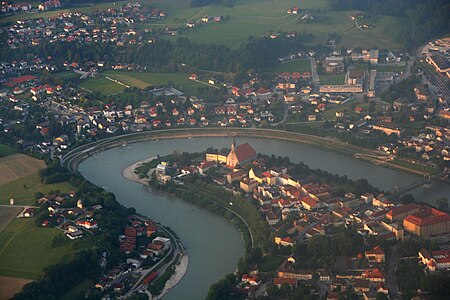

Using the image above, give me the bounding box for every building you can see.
[365,246,385,263]
[426,53,450,77]
[419,248,450,272]
[205,153,227,164]
[346,70,364,85]
[275,236,295,247]
[278,269,313,281]
[368,69,377,97]
[372,124,402,137]
[319,84,363,93]
[226,140,257,168]
[386,203,423,221]
[403,208,450,237]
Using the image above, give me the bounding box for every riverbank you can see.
[62,128,440,178]
[154,254,189,300]
[122,158,190,300]
[121,156,156,185]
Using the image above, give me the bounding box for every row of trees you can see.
[190,0,234,8]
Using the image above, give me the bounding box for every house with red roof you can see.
[365,246,385,263]
[363,268,385,283]
[403,207,450,237]
[419,248,450,272]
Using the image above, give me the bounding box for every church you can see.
[206,139,257,168]
[226,139,257,167]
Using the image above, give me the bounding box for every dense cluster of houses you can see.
[4,2,165,49]
[95,216,171,296]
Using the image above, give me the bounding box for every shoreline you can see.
[64,128,440,178]
[122,157,189,300]
[121,156,156,185]
[154,254,189,300]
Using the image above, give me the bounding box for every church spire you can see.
[231,138,236,151]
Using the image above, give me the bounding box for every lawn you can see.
[389,159,437,175]
[372,64,406,73]
[0,154,46,186]
[0,218,90,280]
[0,207,21,233]
[78,76,125,95]
[322,98,370,120]
[103,70,211,94]
[54,71,80,81]
[319,73,346,85]
[271,59,311,74]
[0,144,16,158]
[0,173,76,205]
[258,255,284,272]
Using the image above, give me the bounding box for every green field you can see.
[271,59,311,73]
[0,218,89,279]
[258,255,284,272]
[147,0,404,49]
[372,64,406,73]
[78,76,125,95]
[319,73,346,85]
[322,97,370,120]
[54,71,80,81]
[103,71,212,94]
[0,173,75,205]
[0,144,16,158]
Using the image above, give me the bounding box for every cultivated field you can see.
[0,154,46,186]
[0,218,89,280]
[0,173,75,205]
[0,275,32,300]
[0,207,21,233]
[271,59,312,73]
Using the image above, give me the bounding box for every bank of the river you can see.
[62,128,438,177]
[154,254,189,300]
[122,159,190,299]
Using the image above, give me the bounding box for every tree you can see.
[436,197,448,211]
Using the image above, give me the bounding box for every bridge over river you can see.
[389,169,449,198]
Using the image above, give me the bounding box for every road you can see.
[310,57,320,93]
[270,97,288,126]
[386,245,401,300]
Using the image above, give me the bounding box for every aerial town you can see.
[134,139,450,299]
[0,0,449,299]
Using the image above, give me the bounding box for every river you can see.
[78,136,450,299]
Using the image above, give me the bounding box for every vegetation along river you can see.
[78,137,450,299]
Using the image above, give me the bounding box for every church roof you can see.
[234,143,256,162]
